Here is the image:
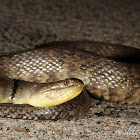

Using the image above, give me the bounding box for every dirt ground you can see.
[0,0,139,139]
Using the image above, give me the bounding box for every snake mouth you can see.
[45,85,75,92]
[12,78,84,108]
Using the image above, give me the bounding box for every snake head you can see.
[13,78,84,107]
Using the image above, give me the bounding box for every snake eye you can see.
[63,79,69,86]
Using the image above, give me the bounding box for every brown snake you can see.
[0,41,140,120]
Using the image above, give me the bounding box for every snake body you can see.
[0,41,140,120]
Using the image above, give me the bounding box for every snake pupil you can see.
[64,80,69,85]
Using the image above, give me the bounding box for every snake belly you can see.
[0,41,140,120]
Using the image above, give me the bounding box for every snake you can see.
[0,41,139,120]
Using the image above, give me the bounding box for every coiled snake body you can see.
[0,41,139,120]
